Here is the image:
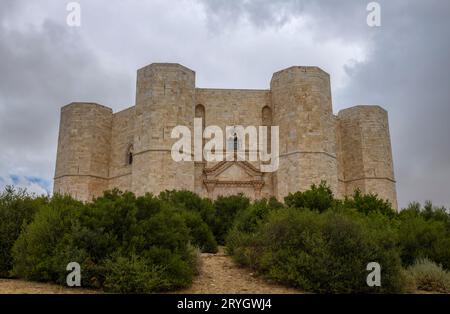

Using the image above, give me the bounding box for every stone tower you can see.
[132,63,196,196]
[54,62,398,209]
[337,106,398,209]
[54,103,112,201]
[271,66,338,200]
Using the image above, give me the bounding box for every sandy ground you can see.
[0,278,98,294]
[174,248,301,294]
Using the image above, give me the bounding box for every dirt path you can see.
[175,248,301,294]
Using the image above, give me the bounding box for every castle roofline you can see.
[113,105,135,116]
[196,87,269,93]
[137,62,195,75]
[61,102,113,112]
[271,65,330,78]
[337,105,387,116]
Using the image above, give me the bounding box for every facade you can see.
[54,63,398,209]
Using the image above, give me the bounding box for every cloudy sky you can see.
[0,0,449,208]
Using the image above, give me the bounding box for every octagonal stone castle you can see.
[54,63,398,209]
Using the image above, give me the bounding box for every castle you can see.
[54,63,398,209]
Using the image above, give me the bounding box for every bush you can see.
[284,181,334,213]
[179,210,218,253]
[0,186,47,277]
[158,190,216,229]
[226,198,280,257]
[11,190,199,292]
[213,194,250,244]
[4,183,450,294]
[228,207,406,293]
[406,258,450,293]
[233,198,280,234]
[397,213,450,269]
[11,194,84,282]
[413,201,450,230]
[158,190,218,253]
[397,202,450,270]
[103,255,168,293]
[343,189,395,218]
[401,268,418,293]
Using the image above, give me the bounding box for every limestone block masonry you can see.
[54,63,398,210]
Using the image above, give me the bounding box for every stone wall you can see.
[108,106,135,192]
[194,88,273,199]
[54,63,397,209]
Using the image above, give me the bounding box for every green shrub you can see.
[284,181,334,213]
[213,194,250,244]
[228,207,406,293]
[11,194,83,282]
[0,186,47,277]
[343,189,395,218]
[11,190,198,291]
[406,258,450,293]
[179,210,218,253]
[158,190,217,253]
[103,254,168,293]
[226,198,279,257]
[158,190,216,229]
[397,214,450,268]
[397,202,450,270]
[415,201,450,230]
[5,183,450,294]
[233,199,278,234]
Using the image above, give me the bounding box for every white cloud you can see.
[0,175,50,196]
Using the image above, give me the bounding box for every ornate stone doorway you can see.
[203,160,265,200]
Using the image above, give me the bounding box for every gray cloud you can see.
[0,0,449,208]
[199,0,306,30]
[0,0,132,191]
[334,0,450,208]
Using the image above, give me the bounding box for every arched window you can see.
[195,104,205,121]
[262,106,272,126]
[126,144,134,165]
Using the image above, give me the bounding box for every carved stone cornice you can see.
[202,160,265,196]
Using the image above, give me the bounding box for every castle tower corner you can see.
[337,105,398,210]
[132,63,196,196]
[54,102,113,201]
[270,66,339,200]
